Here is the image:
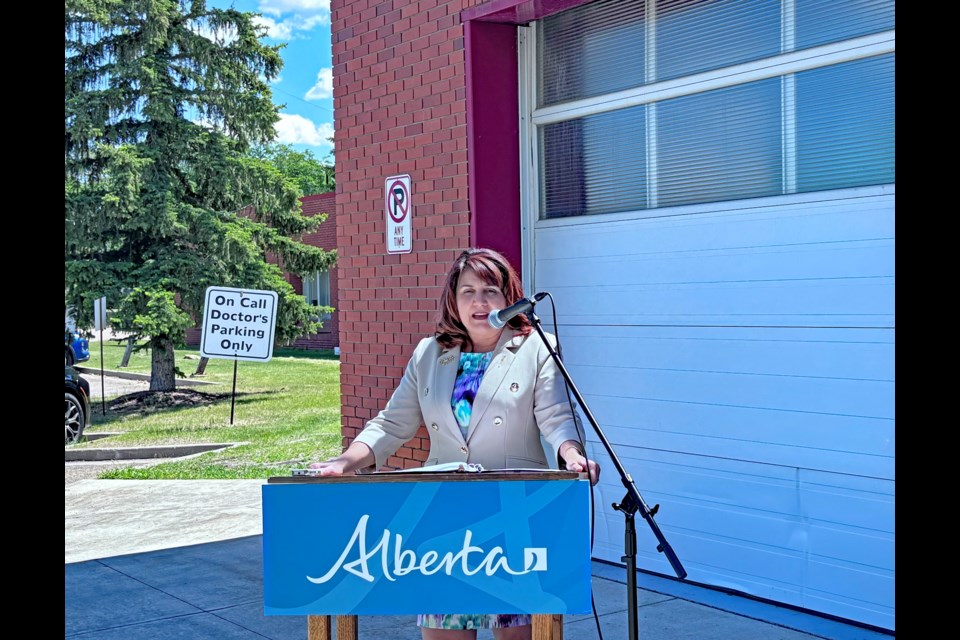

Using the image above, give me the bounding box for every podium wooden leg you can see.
[532,614,563,640]
[307,615,357,640]
[307,615,331,640]
[337,615,358,640]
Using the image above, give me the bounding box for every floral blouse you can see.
[450,351,494,440]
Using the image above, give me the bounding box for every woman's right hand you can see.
[305,442,375,476]
[307,459,350,476]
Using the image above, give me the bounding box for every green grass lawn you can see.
[78,338,343,480]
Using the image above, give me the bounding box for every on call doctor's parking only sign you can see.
[200,286,278,362]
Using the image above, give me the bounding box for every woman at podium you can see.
[309,247,600,639]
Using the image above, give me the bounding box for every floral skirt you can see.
[417,614,532,629]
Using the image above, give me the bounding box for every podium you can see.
[263,471,591,640]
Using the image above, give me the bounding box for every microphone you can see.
[487,292,548,329]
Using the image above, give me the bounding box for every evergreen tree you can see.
[65,0,336,391]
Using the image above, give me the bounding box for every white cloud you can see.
[305,68,333,100]
[300,14,330,30]
[260,0,330,15]
[275,113,334,149]
[253,15,293,40]
[256,1,330,41]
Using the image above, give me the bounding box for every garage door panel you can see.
[555,325,893,380]
[578,395,893,477]
[585,445,893,526]
[584,446,893,626]
[572,364,891,418]
[534,189,894,262]
[538,241,892,286]
[536,279,893,325]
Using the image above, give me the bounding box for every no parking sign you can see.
[385,174,412,254]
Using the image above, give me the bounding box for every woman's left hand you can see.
[561,447,600,485]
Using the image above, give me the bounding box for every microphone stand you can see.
[528,308,687,640]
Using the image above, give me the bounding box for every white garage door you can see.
[520,0,894,630]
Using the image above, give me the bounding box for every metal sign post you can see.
[93,296,107,415]
[200,286,279,425]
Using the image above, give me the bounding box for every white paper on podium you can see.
[369,462,486,474]
[366,464,579,476]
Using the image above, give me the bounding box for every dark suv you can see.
[65,365,91,444]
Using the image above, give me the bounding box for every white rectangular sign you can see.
[385,174,412,254]
[200,286,279,362]
[93,296,108,331]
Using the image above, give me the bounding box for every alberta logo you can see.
[307,515,548,584]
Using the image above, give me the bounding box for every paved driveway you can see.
[80,370,151,399]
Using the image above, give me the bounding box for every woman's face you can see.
[456,267,507,351]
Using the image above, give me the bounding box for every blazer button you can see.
[431,423,439,431]
[493,417,503,426]
[460,446,468,454]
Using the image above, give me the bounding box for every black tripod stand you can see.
[528,308,687,640]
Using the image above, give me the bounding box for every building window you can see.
[529,0,895,219]
[795,53,895,193]
[303,270,331,320]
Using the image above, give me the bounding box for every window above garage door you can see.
[523,0,895,219]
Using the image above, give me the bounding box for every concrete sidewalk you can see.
[65,480,892,639]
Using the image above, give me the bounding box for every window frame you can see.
[521,12,894,220]
[302,269,332,321]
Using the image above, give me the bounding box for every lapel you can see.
[466,330,525,442]
[434,342,464,443]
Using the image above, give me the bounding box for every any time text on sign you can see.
[200,286,278,362]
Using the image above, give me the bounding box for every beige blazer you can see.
[353,328,583,471]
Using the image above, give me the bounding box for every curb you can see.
[74,367,215,387]
[65,443,237,462]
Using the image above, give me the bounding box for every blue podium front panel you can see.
[262,478,592,616]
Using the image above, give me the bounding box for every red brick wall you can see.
[333,0,490,468]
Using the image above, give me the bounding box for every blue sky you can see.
[211,0,335,159]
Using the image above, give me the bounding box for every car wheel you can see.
[65,347,75,367]
[65,392,86,444]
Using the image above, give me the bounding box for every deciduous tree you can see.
[252,143,335,196]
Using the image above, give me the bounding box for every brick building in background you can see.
[287,192,339,351]
[185,191,339,351]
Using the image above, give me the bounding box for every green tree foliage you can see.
[251,143,335,196]
[65,0,337,391]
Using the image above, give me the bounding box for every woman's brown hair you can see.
[436,248,532,350]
